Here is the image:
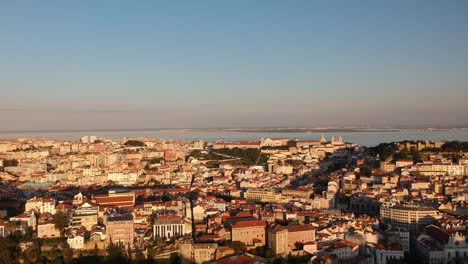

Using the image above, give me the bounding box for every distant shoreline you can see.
[0,127,466,134]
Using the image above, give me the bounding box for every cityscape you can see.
[0,136,468,264]
[1,1,468,264]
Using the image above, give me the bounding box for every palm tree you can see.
[53,211,68,237]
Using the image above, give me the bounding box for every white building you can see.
[67,232,85,249]
[415,225,468,264]
[25,197,56,215]
[153,214,187,239]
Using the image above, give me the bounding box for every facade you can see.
[231,220,266,247]
[260,138,289,147]
[349,196,381,215]
[38,221,61,238]
[212,141,261,149]
[387,228,410,253]
[10,212,37,230]
[244,189,282,203]
[281,188,313,199]
[380,205,438,231]
[105,214,134,247]
[316,240,359,260]
[289,140,322,148]
[179,241,218,264]
[0,219,5,237]
[107,171,139,185]
[67,235,85,249]
[71,201,98,230]
[25,197,56,214]
[268,224,316,255]
[414,225,468,264]
[375,246,404,264]
[153,214,186,239]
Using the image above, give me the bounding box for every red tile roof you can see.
[231,220,266,229]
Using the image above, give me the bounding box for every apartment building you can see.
[105,214,134,247]
[380,205,438,231]
[268,224,316,255]
[231,220,266,247]
[244,189,282,203]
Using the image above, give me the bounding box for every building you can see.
[212,141,261,149]
[260,138,289,147]
[153,214,186,239]
[179,241,218,264]
[281,188,313,199]
[244,189,282,203]
[9,212,37,231]
[37,214,61,238]
[105,214,134,247]
[414,225,468,264]
[268,224,316,255]
[288,140,322,148]
[403,140,445,151]
[25,197,56,214]
[380,205,438,231]
[373,242,404,264]
[67,233,85,249]
[71,201,98,230]
[395,160,414,168]
[315,240,359,260]
[231,220,266,247]
[349,196,381,216]
[67,227,86,249]
[0,219,6,237]
[94,190,135,207]
[387,227,410,253]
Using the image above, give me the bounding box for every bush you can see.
[249,246,275,258]
[2,159,19,167]
[124,140,146,147]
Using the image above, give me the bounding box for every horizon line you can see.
[1,125,468,134]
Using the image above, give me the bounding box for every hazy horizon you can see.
[1,1,467,131]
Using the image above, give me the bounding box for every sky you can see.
[1,0,467,131]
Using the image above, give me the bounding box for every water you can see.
[1,129,468,147]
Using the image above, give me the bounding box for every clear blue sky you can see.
[1,0,467,131]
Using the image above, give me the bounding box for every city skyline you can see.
[1,0,467,131]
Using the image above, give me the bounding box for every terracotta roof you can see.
[284,224,315,232]
[212,254,259,264]
[231,220,266,229]
[425,225,450,244]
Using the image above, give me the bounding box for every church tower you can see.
[320,134,326,143]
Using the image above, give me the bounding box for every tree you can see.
[2,160,19,167]
[21,246,41,264]
[93,242,99,256]
[133,247,145,264]
[0,239,20,264]
[62,242,73,264]
[226,241,247,252]
[124,140,146,147]
[127,243,132,263]
[53,210,68,236]
[249,246,275,258]
[294,242,304,250]
[5,221,18,236]
[357,165,371,177]
[24,226,34,239]
[168,252,180,264]
[161,193,172,202]
[106,245,127,264]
